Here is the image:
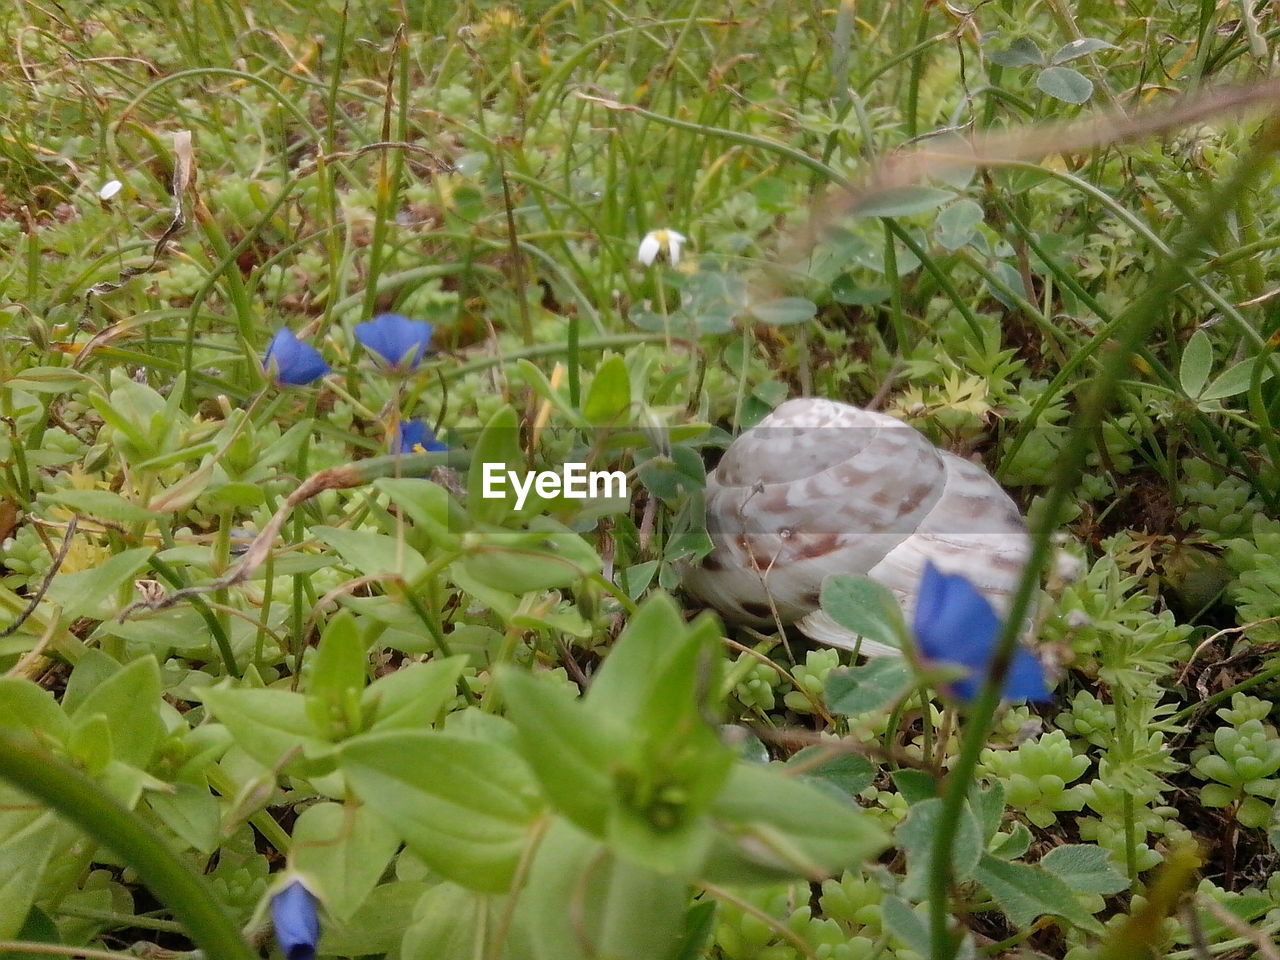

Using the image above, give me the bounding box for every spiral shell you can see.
[684,398,1030,656]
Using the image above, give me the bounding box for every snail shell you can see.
[684,398,1030,656]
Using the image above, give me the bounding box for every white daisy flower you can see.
[637,229,687,267]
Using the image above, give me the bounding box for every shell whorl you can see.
[684,398,1030,656]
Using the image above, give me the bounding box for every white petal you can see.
[637,232,661,266]
[667,231,686,265]
[98,179,123,200]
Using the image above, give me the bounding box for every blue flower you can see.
[355,313,434,370]
[912,562,1051,704]
[394,419,447,454]
[263,329,329,386]
[270,879,319,960]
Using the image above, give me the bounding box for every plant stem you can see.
[925,115,1280,960]
[0,732,257,960]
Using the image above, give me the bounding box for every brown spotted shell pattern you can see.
[683,398,1030,657]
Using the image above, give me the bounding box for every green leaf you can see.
[147,783,220,854]
[825,660,912,716]
[0,678,69,746]
[321,881,428,957]
[1037,66,1093,104]
[198,687,331,768]
[748,297,817,326]
[1201,357,1273,400]
[896,798,984,899]
[881,895,929,956]
[523,818,689,960]
[68,655,162,770]
[45,547,153,622]
[339,730,544,894]
[703,763,888,884]
[459,519,602,594]
[1179,329,1213,397]
[0,817,56,940]
[890,769,937,804]
[583,354,633,426]
[290,802,401,921]
[400,882,519,960]
[1051,38,1116,64]
[988,36,1043,67]
[374,478,465,549]
[499,669,624,835]
[971,781,1006,842]
[587,594,696,726]
[515,359,585,427]
[991,822,1032,859]
[851,186,955,218]
[306,612,368,735]
[466,405,523,524]
[40,490,162,525]
[785,747,875,796]
[313,526,429,585]
[935,199,984,251]
[309,612,367,701]
[819,575,907,655]
[1039,844,1129,895]
[673,900,718,960]
[361,656,466,732]
[972,854,1104,933]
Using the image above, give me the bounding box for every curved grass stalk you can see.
[926,115,1280,960]
[0,732,257,960]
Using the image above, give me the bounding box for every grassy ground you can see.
[2,1,1280,958]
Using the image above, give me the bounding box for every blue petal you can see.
[264,329,329,386]
[394,419,447,454]
[913,562,1001,669]
[1004,647,1052,703]
[270,880,319,960]
[355,313,434,370]
[912,562,1051,704]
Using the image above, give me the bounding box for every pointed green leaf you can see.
[313,527,428,585]
[896,797,983,899]
[69,655,162,770]
[466,405,523,524]
[499,669,623,835]
[1051,38,1116,64]
[198,687,331,768]
[290,801,401,920]
[703,763,888,884]
[46,548,154,622]
[339,730,544,894]
[523,818,689,960]
[583,354,633,427]
[361,656,466,732]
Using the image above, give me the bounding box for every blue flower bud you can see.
[270,879,319,960]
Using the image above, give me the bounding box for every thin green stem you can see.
[0,732,257,960]
[926,116,1280,960]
